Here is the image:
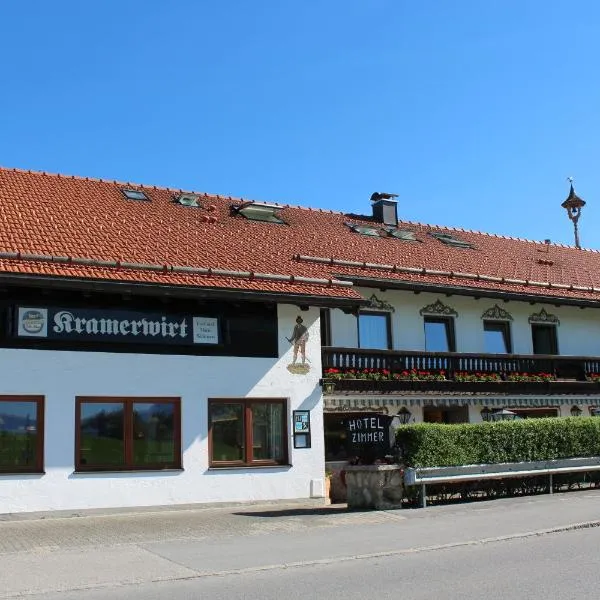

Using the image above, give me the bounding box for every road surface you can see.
[33,526,600,599]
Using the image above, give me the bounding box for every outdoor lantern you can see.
[570,405,583,417]
[323,381,336,394]
[397,407,412,424]
[480,406,491,422]
[490,408,518,421]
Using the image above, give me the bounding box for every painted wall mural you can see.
[286,316,310,374]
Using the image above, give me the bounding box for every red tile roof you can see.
[1,166,600,304]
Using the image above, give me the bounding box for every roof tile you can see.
[1,166,600,303]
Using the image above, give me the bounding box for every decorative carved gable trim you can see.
[481,304,513,321]
[366,294,395,312]
[419,299,458,317]
[528,308,560,325]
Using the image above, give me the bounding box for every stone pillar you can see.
[344,465,404,510]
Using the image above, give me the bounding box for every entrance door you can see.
[531,324,558,355]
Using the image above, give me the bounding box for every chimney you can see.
[370,192,398,226]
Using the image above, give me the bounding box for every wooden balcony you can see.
[321,347,600,395]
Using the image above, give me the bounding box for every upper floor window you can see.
[528,309,560,355]
[420,299,458,352]
[358,312,391,349]
[424,317,456,352]
[75,397,181,472]
[0,396,44,473]
[320,308,332,346]
[531,324,558,355]
[484,321,512,354]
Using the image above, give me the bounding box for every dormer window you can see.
[232,202,285,224]
[384,228,418,241]
[174,193,201,208]
[122,188,149,201]
[430,231,473,249]
[345,223,381,237]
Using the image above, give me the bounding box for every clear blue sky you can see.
[1,1,599,246]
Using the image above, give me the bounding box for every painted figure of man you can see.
[287,316,309,365]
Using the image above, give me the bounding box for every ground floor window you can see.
[0,396,44,473]
[208,399,287,467]
[75,397,181,471]
[423,406,469,423]
[511,408,559,419]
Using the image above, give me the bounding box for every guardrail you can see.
[404,456,600,508]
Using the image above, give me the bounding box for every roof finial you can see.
[561,176,586,248]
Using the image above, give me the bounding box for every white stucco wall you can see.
[330,287,600,356]
[326,289,600,425]
[0,304,325,514]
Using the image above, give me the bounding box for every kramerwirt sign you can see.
[15,307,219,346]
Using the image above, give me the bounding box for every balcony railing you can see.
[321,347,600,394]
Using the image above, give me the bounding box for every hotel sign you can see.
[15,307,220,346]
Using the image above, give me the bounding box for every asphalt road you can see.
[33,527,600,600]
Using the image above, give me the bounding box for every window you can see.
[384,228,419,241]
[232,202,285,224]
[483,321,512,353]
[531,324,558,355]
[76,397,181,471]
[122,188,150,201]
[358,312,391,349]
[424,317,456,352]
[429,231,473,249]
[320,308,332,346]
[344,222,381,237]
[0,396,44,473]
[209,399,287,467]
[512,408,559,419]
[174,193,200,207]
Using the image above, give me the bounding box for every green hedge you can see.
[395,418,600,468]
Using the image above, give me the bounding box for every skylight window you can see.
[122,188,149,201]
[174,193,200,208]
[344,222,381,237]
[231,202,286,224]
[385,228,418,241]
[430,231,473,249]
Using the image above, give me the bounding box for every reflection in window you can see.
[358,313,391,349]
[209,399,288,467]
[133,403,176,466]
[424,317,455,352]
[76,398,181,471]
[251,403,284,461]
[210,403,244,462]
[79,403,125,467]
[0,397,43,473]
[484,321,512,354]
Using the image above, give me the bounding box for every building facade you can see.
[1,167,600,512]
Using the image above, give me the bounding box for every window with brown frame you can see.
[75,397,181,471]
[0,396,44,473]
[208,399,288,467]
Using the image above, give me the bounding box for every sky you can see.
[1,1,599,246]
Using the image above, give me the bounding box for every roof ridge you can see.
[0,164,345,215]
[398,218,598,252]
[1,165,597,249]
